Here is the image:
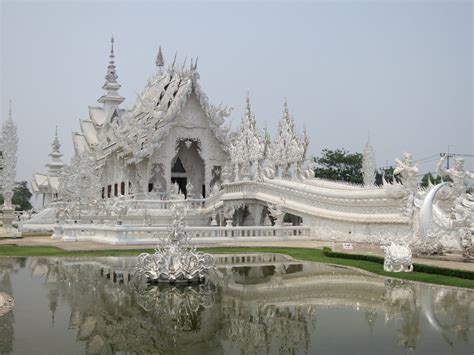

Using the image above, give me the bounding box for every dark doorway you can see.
[171,177,187,197]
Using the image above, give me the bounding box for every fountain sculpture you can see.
[135,204,215,283]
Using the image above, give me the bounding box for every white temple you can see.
[31,127,65,208]
[24,39,473,254]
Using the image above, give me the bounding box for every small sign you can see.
[342,243,353,250]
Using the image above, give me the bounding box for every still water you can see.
[0,255,473,355]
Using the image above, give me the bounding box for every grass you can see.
[21,232,53,237]
[0,245,473,289]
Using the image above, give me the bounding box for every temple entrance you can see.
[171,177,187,196]
[171,139,205,198]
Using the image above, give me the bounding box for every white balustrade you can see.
[60,224,311,244]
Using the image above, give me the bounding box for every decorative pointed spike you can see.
[172,52,177,68]
[428,175,434,187]
[155,45,164,67]
[181,56,187,70]
[190,58,194,70]
[193,56,198,70]
[8,99,12,120]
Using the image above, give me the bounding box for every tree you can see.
[419,172,450,188]
[314,148,363,184]
[0,181,33,211]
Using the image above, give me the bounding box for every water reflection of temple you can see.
[0,258,20,354]
[4,256,473,354]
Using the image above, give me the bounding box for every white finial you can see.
[104,36,118,83]
[8,99,12,120]
[193,56,198,70]
[155,45,164,67]
[110,36,114,55]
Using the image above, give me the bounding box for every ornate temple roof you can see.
[115,56,231,163]
[71,42,231,164]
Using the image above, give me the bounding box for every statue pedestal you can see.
[0,207,21,238]
[51,222,63,240]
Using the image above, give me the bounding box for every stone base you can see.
[0,227,21,238]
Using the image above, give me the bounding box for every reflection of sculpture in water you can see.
[221,297,316,355]
[135,282,217,345]
[2,256,473,354]
[0,259,18,355]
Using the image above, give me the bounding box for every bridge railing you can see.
[58,224,311,243]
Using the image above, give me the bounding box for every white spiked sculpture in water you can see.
[135,204,215,283]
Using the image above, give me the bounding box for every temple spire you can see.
[46,126,65,176]
[98,36,124,109]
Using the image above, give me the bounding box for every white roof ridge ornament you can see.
[98,36,125,107]
[155,45,165,68]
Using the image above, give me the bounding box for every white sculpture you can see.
[223,205,235,227]
[382,242,413,272]
[269,99,307,179]
[0,292,15,317]
[135,204,215,283]
[58,152,103,219]
[110,195,128,224]
[267,203,285,226]
[185,180,194,198]
[362,136,376,186]
[418,181,473,259]
[0,101,20,238]
[1,101,18,208]
[437,155,474,200]
[393,152,418,192]
[229,96,265,181]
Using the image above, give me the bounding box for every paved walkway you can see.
[1,237,473,272]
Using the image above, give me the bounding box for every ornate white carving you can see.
[269,99,308,179]
[362,137,376,186]
[58,152,103,218]
[382,242,413,272]
[1,106,18,207]
[0,292,15,317]
[135,204,215,283]
[229,96,265,181]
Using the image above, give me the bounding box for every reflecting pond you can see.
[0,255,473,355]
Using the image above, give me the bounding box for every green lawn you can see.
[0,245,473,289]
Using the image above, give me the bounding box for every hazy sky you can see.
[1,0,472,183]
